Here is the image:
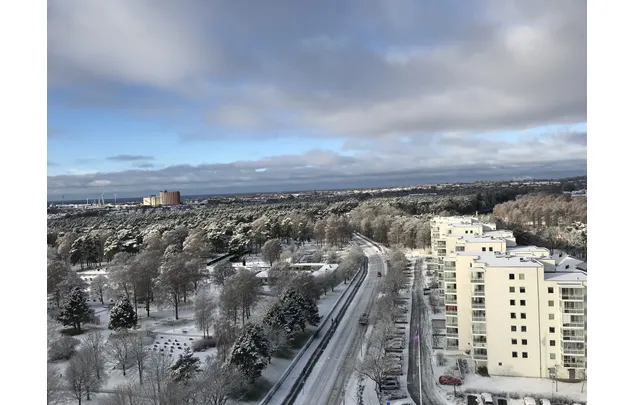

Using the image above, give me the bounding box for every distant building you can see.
[160,190,181,205]
[143,195,161,207]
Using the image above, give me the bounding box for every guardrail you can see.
[258,241,370,405]
[282,255,369,405]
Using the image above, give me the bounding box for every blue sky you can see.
[47,0,587,199]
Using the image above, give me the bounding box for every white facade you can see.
[431,216,587,380]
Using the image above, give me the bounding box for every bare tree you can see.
[144,351,174,405]
[262,238,283,265]
[219,278,240,325]
[100,382,142,405]
[355,337,390,398]
[191,356,246,405]
[132,249,161,318]
[82,331,107,381]
[156,248,188,319]
[128,332,151,385]
[90,275,108,305]
[47,368,68,405]
[233,269,261,324]
[213,318,238,361]
[211,261,236,286]
[107,332,132,376]
[65,346,102,404]
[194,288,216,338]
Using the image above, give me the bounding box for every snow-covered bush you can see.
[48,335,80,361]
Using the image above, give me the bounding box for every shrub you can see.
[60,328,84,336]
[435,352,446,366]
[191,337,217,352]
[476,365,489,376]
[49,336,80,361]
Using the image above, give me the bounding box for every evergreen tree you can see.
[170,348,201,384]
[108,297,138,330]
[57,287,92,332]
[227,323,271,382]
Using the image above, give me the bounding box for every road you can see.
[408,258,446,405]
[292,237,387,405]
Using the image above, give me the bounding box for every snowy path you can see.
[292,241,386,405]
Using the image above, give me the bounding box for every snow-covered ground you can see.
[460,374,587,403]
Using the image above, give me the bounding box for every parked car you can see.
[377,271,382,277]
[539,399,551,405]
[438,375,462,386]
[523,397,537,405]
[481,393,494,405]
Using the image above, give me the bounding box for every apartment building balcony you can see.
[446,318,459,327]
[470,277,484,284]
[446,328,459,337]
[563,322,585,329]
[562,307,585,315]
[471,298,485,309]
[444,273,457,282]
[437,241,446,247]
[445,286,457,293]
[560,287,586,302]
[446,341,459,350]
[562,356,586,369]
[472,316,487,322]
[473,339,487,348]
[446,305,458,316]
[473,349,488,360]
[562,335,585,342]
[472,325,487,335]
[472,288,485,297]
[445,295,457,305]
[438,249,447,255]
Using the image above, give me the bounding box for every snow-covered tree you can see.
[193,355,246,405]
[170,348,201,385]
[81,331,107,381]
[57,287,92,332]
[211,261,236,286]
[227,323,271,382]
[261,238,282,265]
[107,332,131,376]
[65,346,103,404]
[194,288,216,338]
[108,297,137,330]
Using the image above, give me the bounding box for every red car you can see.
[439,375,462,386]
[377,272,382,277]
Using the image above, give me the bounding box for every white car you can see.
[523,397,537,405]
[539,399,552,405]
[480,393,494,405]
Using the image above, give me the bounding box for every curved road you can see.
[292,238,387,405]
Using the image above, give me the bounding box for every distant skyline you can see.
[47,0,587,199]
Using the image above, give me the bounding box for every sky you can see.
[47,0,587,200]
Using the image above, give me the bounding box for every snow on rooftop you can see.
[473,252,542,267]
[507,245,550,253]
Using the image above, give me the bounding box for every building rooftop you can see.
[466,252,543,268]
[457,234,506,243]
[507,245,550,253]
[483,230,515,238]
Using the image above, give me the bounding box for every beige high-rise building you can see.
[431,216,587,380]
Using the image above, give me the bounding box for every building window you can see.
[522,339,527,345]
[512,339,517,345]
[510,286,515,293]
[550,340,556,347]
[509,274,515,280]
[550,353,556,360]
[498,362,502,366]
[520,287,526,293]
[519,274,525,280]
[489,247,494,251]
[549,314,555,320]
[521,326,527,332]
[522,352,528,358]
[520,300,526,306]
[511,326,517,332]
[548,287,554,293]
[457,246,465,252]
[548,300,554,307]
[470,230,474,234]
[510,300,516,306]
[465,230,469,234]
[549,327,555,333]
[521,313,526,319]
[482,247,486,252]
[512,352,518,358]
[510,313,516,319]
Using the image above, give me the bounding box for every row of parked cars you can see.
[471,393,583,405]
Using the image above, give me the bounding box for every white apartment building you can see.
[432,216,587,380]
